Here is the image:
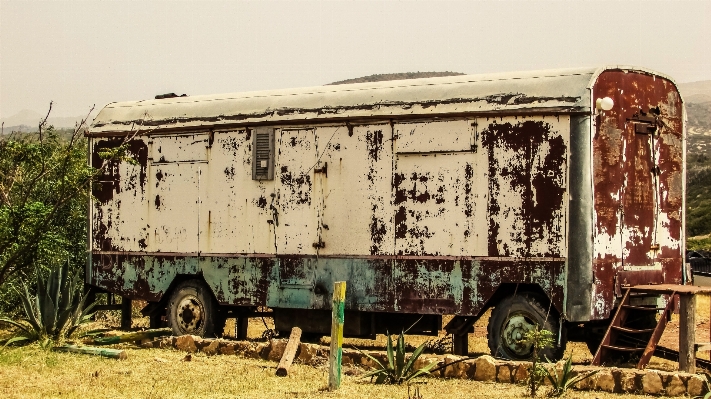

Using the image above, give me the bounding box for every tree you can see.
[0,103,138,314]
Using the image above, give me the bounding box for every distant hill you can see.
[679,80,711,104]
[327,71,465,85]
[1,109,95,134]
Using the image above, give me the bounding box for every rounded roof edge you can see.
[89,66,680,134]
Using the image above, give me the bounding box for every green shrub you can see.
[0,262,96,345]
[359,331,436,385]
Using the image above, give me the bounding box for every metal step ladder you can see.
[592,284,711,372]
[592,287,674,369]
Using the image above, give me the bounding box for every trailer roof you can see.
[87,66,676,135]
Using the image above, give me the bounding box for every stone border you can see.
[142,335,708,397]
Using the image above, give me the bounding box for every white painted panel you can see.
[479,115,569,258]
[394,152,483,256]
[148,162,199,252]
[395,119,474,153]
[275,129,318,255]
[200,130,275,254]
[318,124,394,256]
[151,134,209,163]
[91,137,151,252]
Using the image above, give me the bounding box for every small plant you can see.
[0,262,96,345]
[543,355,598,397]
[358,331,436,384]
[520,325,555,397]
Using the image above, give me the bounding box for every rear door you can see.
[620,118,658,269]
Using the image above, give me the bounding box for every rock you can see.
[193,337,207,350]
[452,359,470,379]
[244,342,267,359]
[203,340,221,356]
[140,339,156,349]
[443,355,460,378]
[666,374,686,397]
[642,371,663,395]
[267,339,287,362]
[513,363,530,383]
[474,355,497,381]
[297,343,318,363]
[175,335,198,353]
[576,371,597,391]
[220,343,236,355]
[687,375,706,397]
[595,370,615,392]
[497,364,512,383]
[619,369,638,393]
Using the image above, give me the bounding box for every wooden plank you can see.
[276,327,302,377]
[328,281,346,391]
[54,344,127,359]
[679,294,696,373]
[637,292,675,369]
[631,284,711,294]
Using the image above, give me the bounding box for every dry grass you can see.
[0,345,654,399]
[1,295,709,398]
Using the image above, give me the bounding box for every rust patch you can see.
[481,120,566,257]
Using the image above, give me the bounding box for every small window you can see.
[252,127,275,180]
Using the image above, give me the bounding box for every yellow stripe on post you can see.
[328,281,346,390]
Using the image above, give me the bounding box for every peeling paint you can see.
[87,67,684,328]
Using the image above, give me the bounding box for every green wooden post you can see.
[328,281,346,390]
[54,344,127,359]
[86,328,172,345]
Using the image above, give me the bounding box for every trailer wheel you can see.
[167,280,221,337]
[487,293,566,361]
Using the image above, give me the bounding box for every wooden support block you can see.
[120,298,132,330]
[236,317,249,340]
[679,294,696,373]
[695,343,711,352]
[452,333,468,356]
[328,281,346,391]
[276,327,302,377]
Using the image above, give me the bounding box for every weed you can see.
[358,331,436,384]
[519,325,554,397]
[543,355,598,397]
[0,262,96,345]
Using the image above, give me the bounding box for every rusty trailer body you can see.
[86,66,686,359]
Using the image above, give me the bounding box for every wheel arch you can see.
[482,283,561,317]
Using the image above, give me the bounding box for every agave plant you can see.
[0,262,96,345]
[359,331,436,384]
[543,355,599,397]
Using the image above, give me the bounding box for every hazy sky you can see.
[1,0,710,118]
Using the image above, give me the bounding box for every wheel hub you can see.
[177,295,204,333]
[501,313,537,358]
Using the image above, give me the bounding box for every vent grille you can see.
[252,128,274,180]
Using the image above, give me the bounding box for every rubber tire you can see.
[167,279,220,338]
[487,293,566,361]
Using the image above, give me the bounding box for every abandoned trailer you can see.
[86,66,686,362]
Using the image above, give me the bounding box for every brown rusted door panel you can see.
[480,116,568,258]
[591,70,684,318]
[621,122,655,267]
